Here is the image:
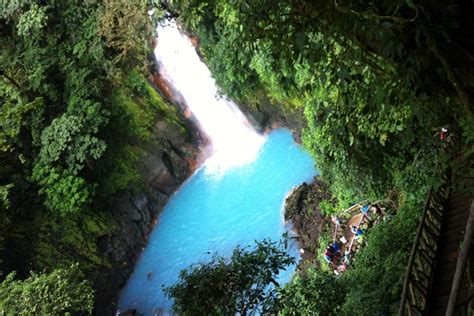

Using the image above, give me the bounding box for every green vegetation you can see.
[1,0,472,313]
[165,240,295,315]
[279,267,346,315]
[165,0,473,314]
[0,264,94,315]
[169,0,469,204]
[339,201,422,314]
[0,1,177,313]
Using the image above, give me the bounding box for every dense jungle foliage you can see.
[1,0,473,314]
[165,0,474,314]
[0,1,172,313]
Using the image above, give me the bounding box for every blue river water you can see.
[118,128,317,315]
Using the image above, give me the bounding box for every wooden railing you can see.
[398,130,458,315]
[398,177,450,315]
[445,200,474,316]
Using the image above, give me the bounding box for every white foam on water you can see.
[154,21,265,175]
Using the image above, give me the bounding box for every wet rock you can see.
[132,193,148,212]
[150,189,168,210]
[166,147,189,181]
[236,92,306,134]
[94,90,200,315]
[111,246,126,263]
[284,183,309,221]
[129,207,142,222]
[293,215,303,230]
[300,248,316,260]
[140,150,168,185]
[284,177,333,267]
[118,310,143,316]
[153,119,187,148]
[152,169,177,196]
[139,205,151,224]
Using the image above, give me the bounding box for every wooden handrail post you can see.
[445,200,474,316]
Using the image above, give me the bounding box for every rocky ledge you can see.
[236,93,306,142]
[284,177,333,268]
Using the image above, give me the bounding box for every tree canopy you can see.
[278,267,346,315]
[0,0,171,312]
[1,0,472,313]
[165,240,295,315]
[0,264,94,315]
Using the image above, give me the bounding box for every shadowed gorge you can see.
[117,22,317,314]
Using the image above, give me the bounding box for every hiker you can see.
[343,251,351,265]
[330,241,341,254]
[334,261,348,275]
[351,225,364,239]
[338,262,347,273]
[440,127,448,140]
[361,204,370,214]
[324,246,333,264]
[371,204,383,216]
[331,215,342,226]
[329,242,343,264]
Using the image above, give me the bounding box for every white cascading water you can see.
[154,21,265,174]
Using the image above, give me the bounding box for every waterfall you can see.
[154,21,265,174]
[118,20,318,315]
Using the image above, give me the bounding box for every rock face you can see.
[236,93,306,138]
[94,77,204,315]
[284,177,333,267]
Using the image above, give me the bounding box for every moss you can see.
[99,145,144,196]
[113,71,189,142]
[114,92,154,141]
[316,229,332,272]
[84,216,109,235]
[271,95,304,111]
[99,70,192,196]
[35,212,114,272]
[145,84,188,135]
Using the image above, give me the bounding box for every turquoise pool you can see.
[118,128,317,314]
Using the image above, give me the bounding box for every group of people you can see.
[323,241,350,275]
[323,204,374,275]
[323,241,341,264]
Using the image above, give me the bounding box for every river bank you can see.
[94,65,207,313]
[284,178,334,270]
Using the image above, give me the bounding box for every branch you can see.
[423,27,472,113]
[0,69,22,92]
[333,0,418,24]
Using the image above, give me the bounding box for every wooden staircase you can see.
[398,130,474,316]
[399,189,473,315]
[427,192,473,315]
